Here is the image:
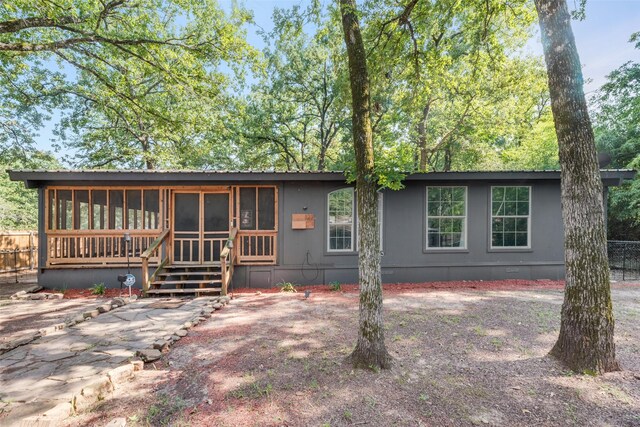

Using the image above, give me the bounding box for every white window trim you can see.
[489,185,532,249]
[425,186,468,250]
[327,188,355,252]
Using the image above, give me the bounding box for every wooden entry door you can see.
[172,191,230,264]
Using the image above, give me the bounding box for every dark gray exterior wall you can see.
[233,179,566,288]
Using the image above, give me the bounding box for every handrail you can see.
[220,227,238,296]
[141,228,171,292]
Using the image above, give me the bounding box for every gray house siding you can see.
[231,179,565,289]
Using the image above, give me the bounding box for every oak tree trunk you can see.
[535,0,619,373]
[417,104,430,171]
[339,0,392,370]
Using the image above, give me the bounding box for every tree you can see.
[593,35,640,240]
[1,0,254,169]
[360,0,550,173]
[0,149,60,230]
[534,0,619,373]
[237,5,349,171]
[339,0,392,370]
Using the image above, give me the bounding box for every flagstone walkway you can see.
[0,295,228,426]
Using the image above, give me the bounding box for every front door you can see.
[172,191,230,264]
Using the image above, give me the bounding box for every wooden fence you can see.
[0,231,38,274]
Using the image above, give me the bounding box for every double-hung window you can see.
[327,188,383,252]
[426,187,467,249]
[328,188,354,251]
[491,186,530,248]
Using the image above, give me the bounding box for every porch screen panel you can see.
[56,190,73,230]
[109,190,124,230]
[174,193,200,262]
[74,190,90,230]
[143,190,159,229]
[126,190,142,230]
[48,190,55,230]
[258,188,275,230]
[239,188,256,230]
[204,194,229,232]
[92,190,107,229]
[204,193,229,261]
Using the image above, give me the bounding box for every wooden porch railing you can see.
[46,230,159,266]
[140,228,171,292]
[236,231,277,264]
[220,227,238,295]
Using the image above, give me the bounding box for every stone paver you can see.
[0,298,112,353]
[0,295,230,426]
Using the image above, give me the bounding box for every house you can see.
[8,169,634,295]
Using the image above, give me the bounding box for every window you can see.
[426,186,467,249]
[328,188,354,251]
[491,186,530,248]
[46,188,161,231]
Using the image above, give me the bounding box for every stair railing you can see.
[220,227,238,296]
[141,228,171,293]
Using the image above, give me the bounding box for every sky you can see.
[33,0,640,156]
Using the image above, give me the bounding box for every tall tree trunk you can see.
[339,0,392,370]
[535,0,619,373]
[443,145,452,172]
[417,103,430,171]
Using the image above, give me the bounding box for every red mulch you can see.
[232,278,640,295]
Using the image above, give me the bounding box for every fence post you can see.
[622,243,626,281]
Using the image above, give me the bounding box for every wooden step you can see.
[146,287,222,294]
[157,271,221,277]
[164,263,221,269]
[151,279,221,286]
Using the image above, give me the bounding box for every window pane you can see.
[427,187,440,202]
[492,201,504,216]
[258,187,275,230]
[492,232,503,247]
[492,187,504,201]
[517,187,529,202]
[240,188,257,230]
[428,201,440,216]
[516,232,528,246]
[452,187,465,201]
[492,218,504,232]
[516,218,528,232]
[516,201,529,216]
[504,217,516,232]
[505,187,517,201]
[505,201,517,215]
[504,232,516,246]
[452,201,465,216]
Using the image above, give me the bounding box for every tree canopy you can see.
[594,33,640,240]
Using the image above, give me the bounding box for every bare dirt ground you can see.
[66,281,640,427]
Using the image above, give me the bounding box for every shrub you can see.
[91,283,106,295]
[279,282,297,293]
[329,281,342,291]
